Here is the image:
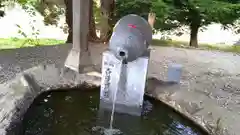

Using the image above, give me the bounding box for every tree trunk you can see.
[88,0,98,42]
[189,24,199,47]
[99,0,115,42]
[64,0,73,43]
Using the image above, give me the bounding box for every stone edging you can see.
[0,64,212,135]
[0,65,101,134]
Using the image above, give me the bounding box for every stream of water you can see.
[107,59,124,135]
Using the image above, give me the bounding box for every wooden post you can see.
[148,12,156,29]
[64,0,92,72]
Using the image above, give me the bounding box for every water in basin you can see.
[18,87,207,135]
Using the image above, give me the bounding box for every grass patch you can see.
[1,38,239,54]
[152,39,240,54]
[0,38,65,50]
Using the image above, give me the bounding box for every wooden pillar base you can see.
[64,49,93,73]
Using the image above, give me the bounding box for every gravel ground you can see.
[148,47,240,135]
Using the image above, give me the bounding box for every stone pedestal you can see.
[100,50,150,116]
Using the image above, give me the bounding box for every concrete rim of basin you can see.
[0,64,211,135]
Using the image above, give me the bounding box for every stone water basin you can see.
[12,86,208,135]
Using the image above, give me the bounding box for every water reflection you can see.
[18,88,206,135]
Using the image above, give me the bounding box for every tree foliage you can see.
[0,0,64,26]
[152,0,240,29]
[151,0,240,47]
[115,0,152,21]
[0,0,240,46]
